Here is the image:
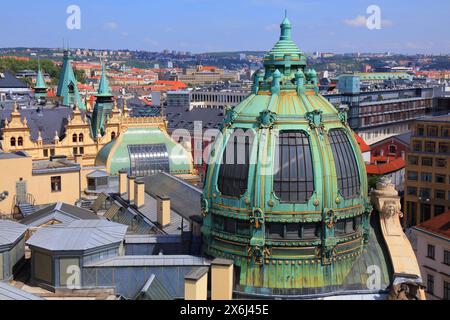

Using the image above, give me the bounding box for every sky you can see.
[1,0,449,54]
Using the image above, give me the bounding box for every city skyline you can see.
[1,0,450,54]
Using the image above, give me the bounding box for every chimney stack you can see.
[134,179,145,208]
[211,258,234,300]
[119,170,128,196]
[127,175,135,203]
[184,267,209,301]
[157,195,171,227]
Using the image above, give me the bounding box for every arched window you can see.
[111,132,116,140]
[273,131,314,203]
[17,137,23,147]
[79,133,84,143]
[217,129,254,198]
[10,137,16,147]
[328,129,361,198]
[72,134,78,143]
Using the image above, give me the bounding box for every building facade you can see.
[404,115,450,228]
[411,212,450,300]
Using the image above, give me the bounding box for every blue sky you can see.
[1,0,449,54]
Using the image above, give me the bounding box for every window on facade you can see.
[439,143,449,154]
[267,223,284,239]
[407,171,418,181]
[422,157,433,167]
[421,173,433,182]
[17,137,23,146]
[436,174,446,184]
[436,190,446,200]
[421,204,432,222]
[10,137,16,147]
[427,274,434,295]
[224,218,236,234]
[407,187,418,196]
[442,127,450,137]
[444,251,450,266]
[328,129,360,198]
[427,126,438,137]
[217,129,254,198]
[78,133,84,143]
[412,141,422,152]
[425,142,436,153]
[79,147,84,155]
[236,221,250,237]
[436,158,447,168]
[389,145,397,154]
[417,126,425,136]
[435,205,446,217]
[111,132,116,140]
[444,281,450,300]
[43,149,49,158]
[408,156,419,166]
[274,131,314,203]
[72,134,77,143]
[50,149,55,156]
[420,188,431,199]
[427,244,435,260]
[73,147,78,155]
[407,202,417,227]
[51,176,62,193]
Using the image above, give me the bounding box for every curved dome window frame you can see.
[216,128,256,199]
[328,128,361,199]
[272,130,315,204]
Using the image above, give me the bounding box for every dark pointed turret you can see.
[91,63,114,137]
[57,50,86,110]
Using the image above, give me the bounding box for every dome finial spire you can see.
[280,11,292,40]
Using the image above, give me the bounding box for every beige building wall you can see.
[411,228,450,300]
[0,155,32,215]
[29,171,80,207]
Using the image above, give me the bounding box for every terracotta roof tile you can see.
[416,211,450,239]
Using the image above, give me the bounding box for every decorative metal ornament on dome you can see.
[201,13,394,298]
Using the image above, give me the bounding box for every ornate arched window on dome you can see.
[273,131,314,203]
[328,129,361,198]
[217,129,254,198]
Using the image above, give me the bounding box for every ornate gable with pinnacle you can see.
[56,50,86,110]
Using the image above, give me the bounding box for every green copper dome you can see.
[201,15,391,298]
[95,126,195,176]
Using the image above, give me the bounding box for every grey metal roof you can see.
[86,170,109,178]
[20,202,101,227]
[0,71,28,89]
[135,274,173,300]
[0,220,27,249]
[163,105,224,132]
[0,106,73,144]
[27,220,128,252]
[0,282,44,300]
[138,193,189,235]
[85,255,210,267]
[142,172,202,221]
[124,234,182,244]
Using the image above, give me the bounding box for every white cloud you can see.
[103,21,119,30]
[343,16,393,28]
[264,24,279,32]
[343,15,367,27]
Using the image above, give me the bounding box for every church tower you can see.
[34,61,47,103]
[56,49,86,110]
[91,63,114,137]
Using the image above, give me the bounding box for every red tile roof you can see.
[354,133,371,153]
[416,211,450,239]
[365,157,406,175]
